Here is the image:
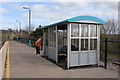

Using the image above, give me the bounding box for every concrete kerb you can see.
[0,41,8,80]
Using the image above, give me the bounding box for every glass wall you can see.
[80,24,97,51]
[81,24,89,37]
[81,39,88,51]
[69,23,99,67]
[81,24,89,51]
[70,24,98,52]
[71,24,79,37]
[90,39,97,50]
[48,27,57,61]
[90,25,97,37]
[71,24,79,52]
[71,39,79,51]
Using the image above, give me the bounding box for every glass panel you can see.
[71,24,79,37]
[81,39,88,51]
[81,24,89,37]
[71,39,79,51]
[90,39,97,50]
[45,29,48,45]
[58,30,63,45]
[90,25,97,37]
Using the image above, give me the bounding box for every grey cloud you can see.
[22,2,118,21]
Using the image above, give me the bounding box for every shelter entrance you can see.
[43,23,68,68]
[57,23,67,68]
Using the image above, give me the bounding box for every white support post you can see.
[56,26,58,63]
[88,25,91,64]
[78,24,81,65]
[97,25,100,65]
[48,28,50,58]
[43,29,45,55]
[67,23,70,69]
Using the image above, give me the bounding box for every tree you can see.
[100,19,120,40]
[100,19,119,35]
[23,24,35,32]
[30,26,43,39]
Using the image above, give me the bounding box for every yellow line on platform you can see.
[6,41,10,79]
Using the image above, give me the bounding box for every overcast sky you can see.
[0,1,119,30]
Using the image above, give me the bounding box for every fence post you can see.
[104,38,108,69]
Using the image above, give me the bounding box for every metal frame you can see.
[43,22,100,69]
[43,26,58,63]
[43,29,45,55]
[67,23,70,69]
[97,25,100,65]
[55,26,58,63]
[79,24,81,65]
[48,27,50,58]
[69,23,99,68]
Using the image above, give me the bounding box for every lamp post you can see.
[23,6,31,35]
[15,25,18,41]
[16,20,21,32]
[16,20,21,42]
[23,7,31,47]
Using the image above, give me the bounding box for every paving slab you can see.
[5,41,118,78]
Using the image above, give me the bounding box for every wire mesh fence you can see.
[100,38,120,71]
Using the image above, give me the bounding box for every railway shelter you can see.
[41,16,105,69]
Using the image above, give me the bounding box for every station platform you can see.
[4,41,118,78]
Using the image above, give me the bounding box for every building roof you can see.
[42,16,106,28]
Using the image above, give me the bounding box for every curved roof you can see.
[43,16,105,28]
[67,16,105,24]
